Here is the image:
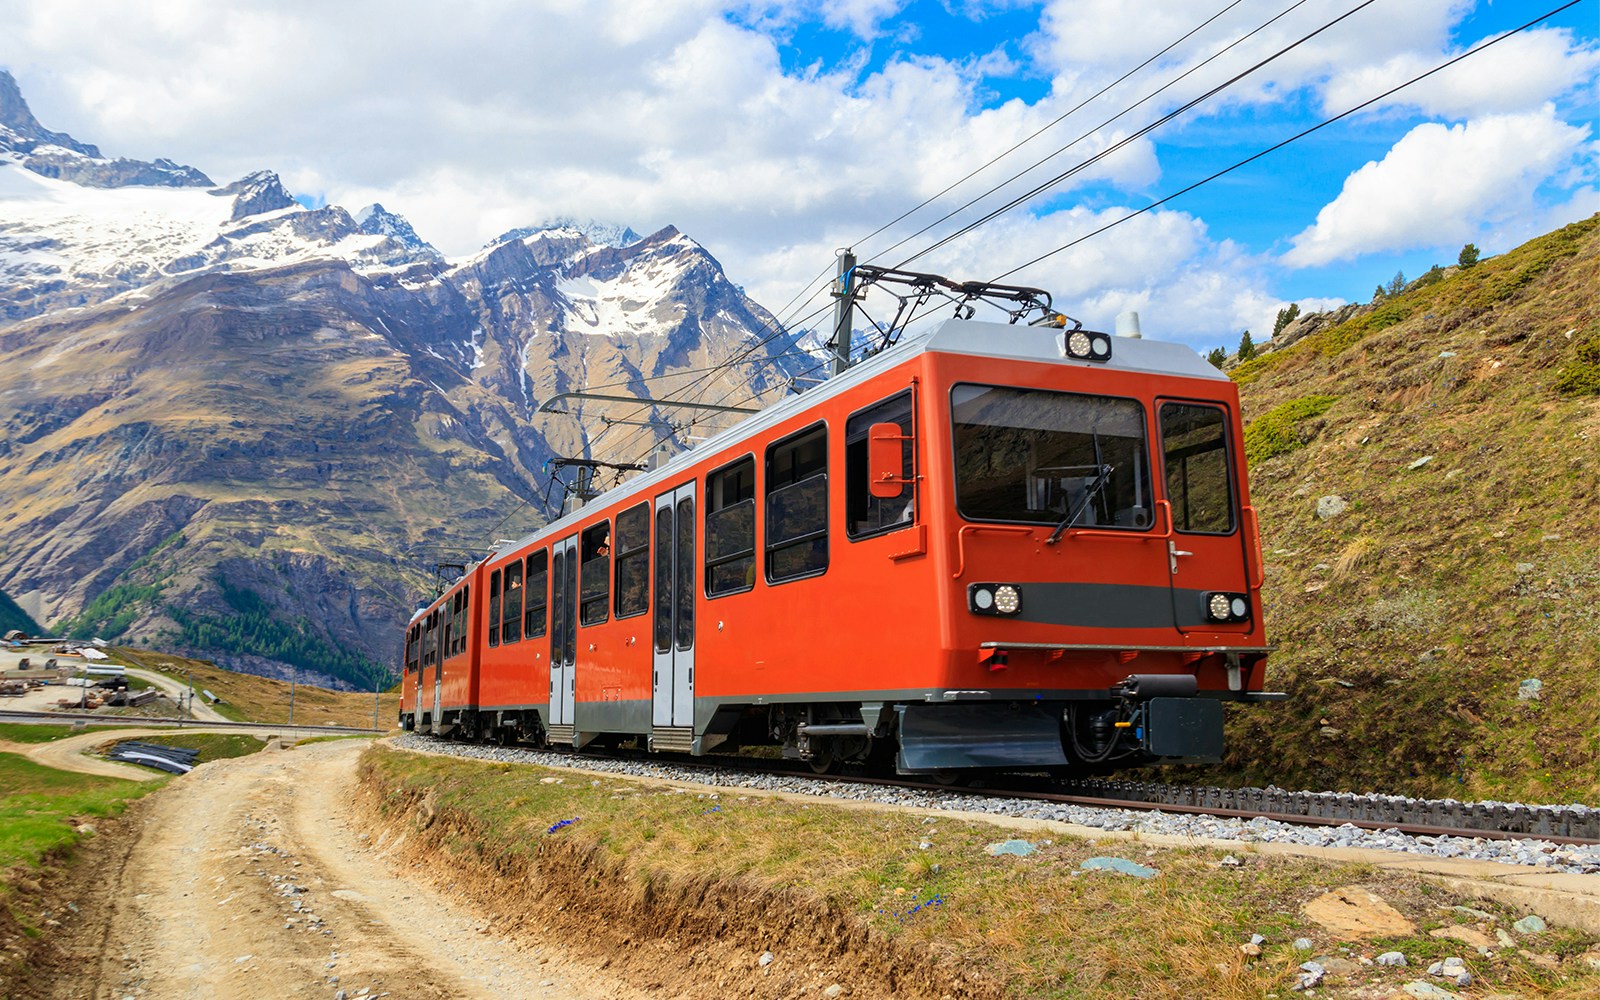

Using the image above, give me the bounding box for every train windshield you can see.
[951,384,1151,530]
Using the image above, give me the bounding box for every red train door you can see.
[550,534,578,724]
[652,484,696,728]
[1156,400,1249,632]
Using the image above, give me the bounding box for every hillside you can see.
[1203,216,1600,803]
[0,586,40,635]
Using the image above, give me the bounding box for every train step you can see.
[545,724,575,746]
[651,726,694,753]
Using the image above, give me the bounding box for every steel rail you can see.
[0,708,379,735]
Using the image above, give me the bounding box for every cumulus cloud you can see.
[1283,107,1590,267]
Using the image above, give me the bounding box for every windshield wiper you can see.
[1045,464,1114,545]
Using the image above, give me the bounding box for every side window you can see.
[502,561,523,643]
[580,521,611,626]
[1160,403,1236,534]
[615,503,650,618]
[766,424,828,582]
[654,505,674,653]
[846,392,914,538]
[705,456,756,597]
[525,550,548,639]
[488,570,502,647]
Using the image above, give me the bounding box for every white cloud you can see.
[1320,28,1600,119]
[1283,107,1590,267]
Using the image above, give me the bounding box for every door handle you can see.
[1168,541,1194,574]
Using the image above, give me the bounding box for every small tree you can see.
[1237,330,1255,362]
[1458,243,1480,269]
[1272,303,1300,337]
[1206,346,1227,369]
[1385,270,1406,297]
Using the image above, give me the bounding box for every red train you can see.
[400,306,1279,775]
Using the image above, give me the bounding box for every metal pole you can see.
[187,670,194,721]
[831,250,857,376]
[288,663,296,725]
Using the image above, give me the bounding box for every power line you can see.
[992,0,1590,282]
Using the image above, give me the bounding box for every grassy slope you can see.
[112,647,397,730]
[362,745,1600,1000]
[0,587,41,636]
[1201,217,1600,803]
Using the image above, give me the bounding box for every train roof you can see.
[472,317,1225,566]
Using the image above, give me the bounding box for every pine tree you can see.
[1272,303,1300,337]
[1385,270,1406,296]
[1237,330,1255,362]
[1458,243,1480,269]
[1206,346,1226,368]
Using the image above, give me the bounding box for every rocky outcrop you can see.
[212,170,298,220]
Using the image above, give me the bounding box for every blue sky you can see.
[2,0,1596,349]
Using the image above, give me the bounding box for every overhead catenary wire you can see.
[990,0,1590,283]
[893,0,1377,269]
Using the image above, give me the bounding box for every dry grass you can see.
[361,745,1600,999]
[112,648,395,730]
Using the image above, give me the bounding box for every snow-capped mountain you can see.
[0,70,807,689]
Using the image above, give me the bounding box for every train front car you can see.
[899,318,1278,774]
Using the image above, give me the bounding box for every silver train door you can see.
[431,611,444,735]
[550,534,578,725]
[652,484,696,728]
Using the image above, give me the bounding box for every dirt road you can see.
[39,739,655,1000]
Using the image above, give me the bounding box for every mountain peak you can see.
[354,203,438,257]
[489,218,644,249]
[211,170,297,220]
[0,69,100,157]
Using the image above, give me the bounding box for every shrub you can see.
[1243,394,1338,464]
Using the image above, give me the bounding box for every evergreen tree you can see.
[1384,270,1406,296]
[1206,346,1226,368]
[1272,303,1300,337]
[1237,330,1255,362]
[1458,243,1480,269]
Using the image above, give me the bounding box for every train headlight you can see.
[969,583,1023,616]
[1059,329,1114,362]
[1204,592,1249,623]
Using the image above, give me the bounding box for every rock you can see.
[1079,857,1157,878]
[1512,914,1547,934]
[824,986,844,999]
[1517,679,1543,701]
[1293,937,1313,951]
[1250,933,1266,946]
[1494,929,1515,948]
[1407,455,1435,470]
[1521,950,1560,970]
[758,951,774,968]
[1316,495,1348,519]
[1292,962,1324,992]
[1301,886,1417,939]
[986,839,1036,857]
[1430,926,1495,949]
[1514,562,1536,574]
[1401,983,1459,998]
[1240,943,1262,957]
[1219,855,1242,868]
[1375,951,1407,967]
[1316,957,1359,975]
[1580,947,1600,971]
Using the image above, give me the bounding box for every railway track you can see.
[404,734,1600,850]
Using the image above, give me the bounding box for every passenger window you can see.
[706,456,756,597]
[488,570,502,647]
[580,521,611,625]
[766,424,827,582]
[615,503,650,618]
[1161,403,1235,534]
[502,560,523,644]
[654,506,674,653]
[525,550,548,639]
[846,392,914,538]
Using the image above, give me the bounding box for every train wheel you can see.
[807,743,840,775]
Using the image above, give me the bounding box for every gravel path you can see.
[396,734,1600,876]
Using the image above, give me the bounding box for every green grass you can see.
[361,746,1600,999]
[1243,394,1338,464]
[294,733,379,747]
[0,723,130,745]
[0,753,166,878]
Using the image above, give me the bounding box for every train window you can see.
[705,455,756,597]
[676,496,694,649]
[525,550,548,639]
[615,503,650,618]
[951,384,1151,530]
[847,392,914,538]
[488,570,502,647]
[766,424,828,582]
[580,521,611,626]
[1160,403,1236,534]
[654,506,674,653]
[502,561,523,643]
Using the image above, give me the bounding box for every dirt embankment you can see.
[352,750,1000,1000]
